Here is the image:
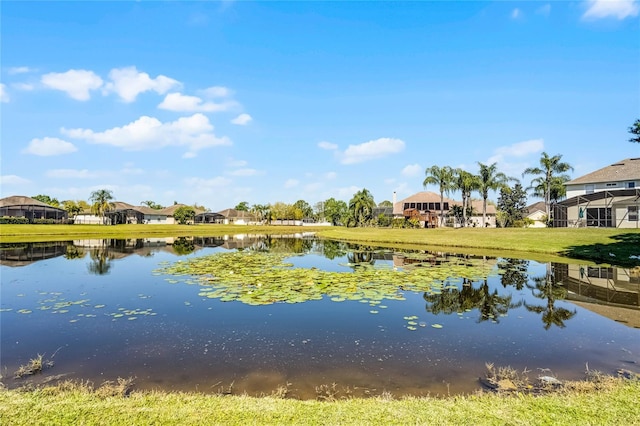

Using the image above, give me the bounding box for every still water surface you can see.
[1,235,639,399]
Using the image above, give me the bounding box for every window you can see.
[586,208,612,227]
[443,202,449,210]
[410,203,416,209]
[585,184,595,194]
[587,267,614,279]
[428,202,435,210]
[435,202,441,211]
[605,183,617,187]
[627,182,636,189]
[404,203,409,210]
[629,206,638,222]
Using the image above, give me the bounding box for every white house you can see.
[554,158,640,228]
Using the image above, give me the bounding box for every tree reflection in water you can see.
[497,258,529,290]
[88,241,113,275]
[524,264,577,330]
[423,278,521,323]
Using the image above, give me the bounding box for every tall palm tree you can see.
[523,152,573,225]
[529,175,569,205]
[477,162,510,227]
[348,188,376,227]
[89,189,115,225]
[423,165,455,227]
[455,169,480,227]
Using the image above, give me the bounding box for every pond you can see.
[1,235,639,399]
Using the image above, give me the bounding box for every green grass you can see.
[1,379,639,426]
[2,224,639,266]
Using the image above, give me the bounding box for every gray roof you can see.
[526,201,546,215]
[0,195,66,211]
[566,158,640,185]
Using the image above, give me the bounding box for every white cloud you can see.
[227,158,248,167]
[488,138,544,163]
[325,171,337,180]
[41,69,103,101]
[184,176,232,188]
[46,166,143,179]
[22,137,78,156]
[337,185,362,198]
[487,138,545,177]
[284,179,299,188]
[158,92,236,112]
[8,66,33,75]
[536,4,551,16]
[231,113,252,125]
[304,182,323,192]
[46,169,101,179]
[401,164,422,177]
[340,137,405,165]
[511,8,523,19]
[104,66,180,102]
[0,84,8,102]
[318,141,338,150]
[1,175,30,185]
[583,0,639,20]
[12,82,35,91]
[229,168,259,177]
[201,86,233,98]
[62,113,231,158]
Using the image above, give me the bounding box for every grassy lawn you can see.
[2,224,639,266]
[1,380,639,426]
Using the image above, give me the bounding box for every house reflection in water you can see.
[0,241,70,267]
[554,263,640,329]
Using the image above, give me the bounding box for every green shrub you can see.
[0,216,30,224]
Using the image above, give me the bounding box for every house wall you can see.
[142,214,170,224]
[564,200,639,228]
[566,180,639,199]
[74,214,107,225]
[526,211,547,228]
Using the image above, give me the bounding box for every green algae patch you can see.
[154,251,495,306]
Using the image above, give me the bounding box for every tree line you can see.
[35,117,640,227]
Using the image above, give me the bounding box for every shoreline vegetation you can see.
[1,376,639,425]
[1,224,639,266]
[2,224,640,424]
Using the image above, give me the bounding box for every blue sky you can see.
[1,1,639,211]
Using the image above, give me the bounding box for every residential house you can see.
[553,158,640,228]
[525,201,547,228]
[393,191,497,227]
[0,195,68,223]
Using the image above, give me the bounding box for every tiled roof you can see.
[393,192,496,215]
[526,201,546,215]
[566,158,640,185]
[0,195,65,210]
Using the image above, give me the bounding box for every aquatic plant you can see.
[156,251,495,306]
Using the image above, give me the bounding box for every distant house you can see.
[0,195,68,223]
[217,208,258,225]
[393,191,497,227]
[76,202,204,225]
[525,201,547,228]
[553,158,640,228]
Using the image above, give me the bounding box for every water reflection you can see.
[423,278,521,324]
[554,262,640,329]
[524,268,577,330]
[0,241,69,267]
[2,236,640,397]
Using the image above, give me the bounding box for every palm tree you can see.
[455,169,480,227]
[477,162,510,227]
[523,152,573,225]
[348,189,376,227]
[89,189,115,225]
[529,175,569,205]
[423,165,455,227]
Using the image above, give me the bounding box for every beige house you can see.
[525,201,547,228]
[554,158,640,228]
[393,191,497,227]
